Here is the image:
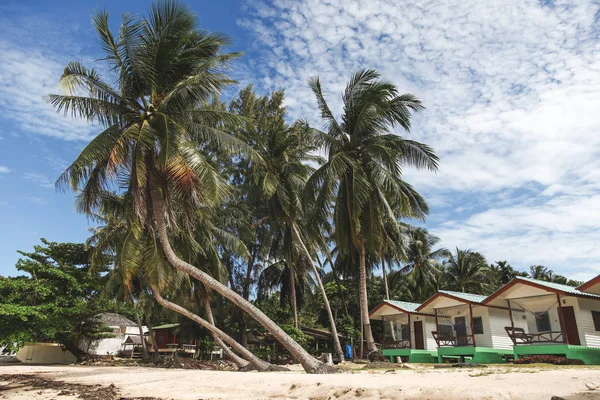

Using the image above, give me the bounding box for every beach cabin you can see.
[579,274,600,295]
[369,300,438,363]
[79,313,147,356]
[417,290,522,363]
[484,276,600,364]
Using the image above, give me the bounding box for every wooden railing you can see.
[382,338,411,349]
[504,327,564,345]
[432,331,475,347]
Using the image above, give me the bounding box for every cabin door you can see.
[455,316,468,345]
[559,306,581,345]
[414,321,424,349]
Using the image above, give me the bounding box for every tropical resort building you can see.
[369,300,438,363]
[483,276,600,364]
[416,290,523,363]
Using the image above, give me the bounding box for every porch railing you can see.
[382,338,411,349]
[432,331,475,347]
[504,327,564,345]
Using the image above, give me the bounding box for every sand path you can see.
[1,364,600,399]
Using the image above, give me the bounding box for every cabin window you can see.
[439,324,454,337]
[592,311,600,331]
[398,325,410,340]
[473,316,484,334]
[535,311,552,332]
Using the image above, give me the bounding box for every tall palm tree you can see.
[444,248,490,294]
[400,228,448,289]
[307,70,439,356]
[49,2,328,373]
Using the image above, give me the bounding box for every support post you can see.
[468,304,477,347]
[434,309,439,348]
[556,293,568,344]
[408,313,412,349]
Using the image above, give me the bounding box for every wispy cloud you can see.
[0,166,10,174]
[0,10,98,142]
[239,0,600,278]
[24,196,48,205]
[24,172,55,189]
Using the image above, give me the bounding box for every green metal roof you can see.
[152,323,180,330]
[516,276,600,298]
[439,290,487,303]
[383,300,421,312]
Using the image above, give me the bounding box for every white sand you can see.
[1,364,600,399]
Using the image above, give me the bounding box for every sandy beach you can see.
[1,364,600,400]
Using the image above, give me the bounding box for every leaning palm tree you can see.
[49,1,328,373]
[307,70,439,357]
[444,248,490,294]
[87,192,274,370]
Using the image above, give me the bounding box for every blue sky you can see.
[1,0,599,281]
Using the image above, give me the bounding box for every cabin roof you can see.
[94,313,136,327]
[369,300,424,319]
[484,276,600,305]
[578,274,600,294]
[416,290,488,313]
[438,290,487,303]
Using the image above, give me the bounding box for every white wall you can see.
[79,325,147,356]
[488,308,527,349]
[408,314,437,351]
[576,298,600,348]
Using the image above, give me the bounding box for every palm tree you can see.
[529,265,550,280]
[401,228,448,289]
[490,261,516,285]
[49,2,328,373]
[444,248,490,294]
[87,192,272,370]
[307,70,439,356]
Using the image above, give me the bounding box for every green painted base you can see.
[382,348,438,363]
[437,346,512,364]
[513,344,600,365]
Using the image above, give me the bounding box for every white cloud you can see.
[24,196,48,205]
[0,10,98,142]
[239,0,600,279]
[24,172,55,189]
[0,166,10,173]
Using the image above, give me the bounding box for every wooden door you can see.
[414,321,424,349]
[455,316,467,345]
[559,306,581,345]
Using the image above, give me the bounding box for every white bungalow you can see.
[417,290,523,363]
[369,300,438,363]
[79,313,148,356]
[484,276,600,364]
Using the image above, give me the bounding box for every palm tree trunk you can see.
[131,296,149,360]
[202,296,250,369]
[288,244,299,329]
[359,237,378,354]
[381,260,396,341]
[145,314,160,359]
[151,284,271,371]
[291,225,344,363]
[148,181,330,374]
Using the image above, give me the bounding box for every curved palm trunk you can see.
[291,225,344,363]
[359,237,378,354]
[148,182,330,373]
[202,296,250,369]
[151,285,271,371]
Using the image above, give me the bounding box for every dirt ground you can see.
[1,364,600,400]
